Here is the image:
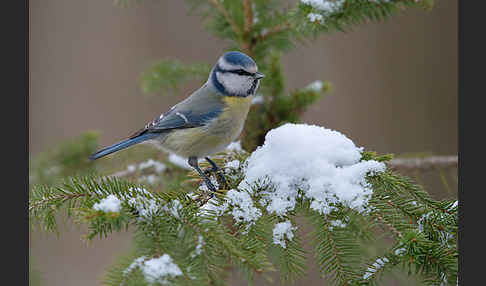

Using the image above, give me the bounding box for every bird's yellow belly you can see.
[161,96,252,158]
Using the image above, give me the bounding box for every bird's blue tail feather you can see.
[89,133,157,161]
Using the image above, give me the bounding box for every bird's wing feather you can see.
[129,84,224,139]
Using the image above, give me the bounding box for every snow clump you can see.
[273,220,298,248]
[124,254,182,284]
[239,123,386,217]
[93,195,121,213]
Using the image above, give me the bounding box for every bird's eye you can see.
[233,69,253,76]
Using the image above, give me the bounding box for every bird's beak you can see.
[254,72,264,80]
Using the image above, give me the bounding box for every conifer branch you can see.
[388,155,458,172]
[370,212,403,239]
[207,0,242,37]
[29,1,457,285]
[243,0,253,36]
[258,23,292,42]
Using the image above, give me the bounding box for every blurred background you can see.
[29,0,457,285]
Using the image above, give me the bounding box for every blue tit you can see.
[89,51,264,192]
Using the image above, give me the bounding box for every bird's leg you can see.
[188,156,218,194]
[204,157,227,187]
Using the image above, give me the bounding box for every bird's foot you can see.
[204,167,227,187]
[204,157,227,187]
[202,176,218,193]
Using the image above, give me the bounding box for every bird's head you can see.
[210,51,264,97]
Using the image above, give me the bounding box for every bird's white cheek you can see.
[216,72,252,95]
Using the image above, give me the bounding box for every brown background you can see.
[29,0,457,285]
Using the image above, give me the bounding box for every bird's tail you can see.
[89,133,157,161]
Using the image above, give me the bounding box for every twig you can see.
[243,0,253,35]
[242,0,254,55]
[371,212,403,239]
[208,0,242,36]
[387,155,458,171]
[258,22,292,42]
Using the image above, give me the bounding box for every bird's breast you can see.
[159,96,252,158]
[208,95,252,137]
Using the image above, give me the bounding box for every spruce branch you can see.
[369,211,403,239]
[243,0,253,36]
[141,59,211,94]
[29,1,456,285]
[305,209,362,286]
[258,22,292,42]
[387,155,458,171]
[207,0,242,37]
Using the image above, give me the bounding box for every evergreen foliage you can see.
[30,148,457,286]
[30,1,457,286]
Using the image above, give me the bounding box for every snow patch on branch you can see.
[124,254,182,284]
[126,187,160,220]
[301,0,345,14]
[307,80,324,91]
[142,255,182,284]
[239,123,386,217]
[307,13,324,23]
[363,257,389,280]
[191,235,204,258]
[199,190,261,229]
[224,189,262,226]
[226,140,243,152]
[93,195,121,213]
[225,160,240,173]
[329,219,346,231]
[273,220,297,248]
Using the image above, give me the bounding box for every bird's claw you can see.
[204,167,227,188]
[203,177,218,193]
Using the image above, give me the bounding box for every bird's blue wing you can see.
[149,108,222,131]
[129,86,225,138]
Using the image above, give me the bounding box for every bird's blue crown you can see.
[222,51,256,68]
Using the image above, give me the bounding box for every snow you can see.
[199,190,261,227]
[168,154,192,170]
[417,212,433,232]
[273,220,297,248]
[127,164,137,173]
[329,219,346,230]
[225,160,240,173]
[93,195,121,213]
[125,254,182,284]
[449,200,458,211]
[363,257,389,280]
[198,198,226,217]
[301,0,345,14]
[239,123,386,217]
[139,159,167,173]
[226,141,243,152]
[127,187,160,220]
[123,256,146,277]
[166,199,182,220]
[394,247,406,256]
[192,235,204,258]
[307,80,324,91]
[307,13,323,23]
[224,189,262,226]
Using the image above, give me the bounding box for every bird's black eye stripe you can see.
[230,69,254,76]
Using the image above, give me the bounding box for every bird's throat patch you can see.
[223,95,252,110]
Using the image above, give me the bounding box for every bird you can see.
[89,51,264,193]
